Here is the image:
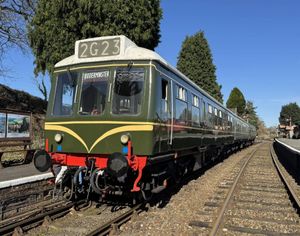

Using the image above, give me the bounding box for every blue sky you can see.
[1,0,300,127]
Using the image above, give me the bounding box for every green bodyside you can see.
[46,60,251,157]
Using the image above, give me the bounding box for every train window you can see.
[208,104,213,114]
[219,110,222,118]
[53,72,77,116]
[175,99,187,124]
[79,70,109,115]
[214,108,218,116]
[192,106,200,126]
[112,68,145,115]
[176,85,186,101]
[227,115,231,129]
[192,95,199,107]
[161,79,168,113]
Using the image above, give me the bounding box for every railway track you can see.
[5,142,300,235]
[0,179,81,236]
[18,201,147,236]
[189,142,300,235]
[0,200,76,236]
[0,179,54,221]
[12,148,254,235]
[1,188,139,236]
[86,203,146,236]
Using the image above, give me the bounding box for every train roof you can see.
[55,35,169,68]
[55,35,254,129]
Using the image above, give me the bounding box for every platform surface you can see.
[276,138,300,153]
[0,162,53,188]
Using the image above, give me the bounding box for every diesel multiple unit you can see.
[34,35,256,201]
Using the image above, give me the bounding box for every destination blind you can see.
[77,37,120,58]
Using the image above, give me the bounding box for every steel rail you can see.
[0,182,55,223]
[86,203,144,236]
[270,143,300,210]
[1,186,54,210]
[0,201,75,235]
[0,200,66,227]
[209,145,260,236]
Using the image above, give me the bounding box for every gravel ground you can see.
[120,145,257,235]
[18,142,300,236]
[121,142,300,235]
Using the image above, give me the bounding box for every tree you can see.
[268,126,278,139]
[279,102,300,125]
[256,118,269,139]
[177,31,223,103]
[0,0,36,75]
[244,100,259,129]
[226,87,246,116]
[28,0,162,77]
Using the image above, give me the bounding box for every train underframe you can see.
[37,139,254,203]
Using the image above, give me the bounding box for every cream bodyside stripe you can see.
[45,121,156,125]
[45,124,153,153]
[45,121,245,134]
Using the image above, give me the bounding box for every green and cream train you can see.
[34,35,256,200]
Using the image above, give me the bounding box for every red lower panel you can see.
[131,156,147,192]
[50,153,108,168]
[50,152,148,192]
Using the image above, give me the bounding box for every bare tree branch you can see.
[33,75,48,101]
[0,0,47,99]
[0,0,36,76]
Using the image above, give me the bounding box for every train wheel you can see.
[140,182,153,201]
[141,189,153,201]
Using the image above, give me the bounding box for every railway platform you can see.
[275,138,300,153]
[0,162,53,189]
[274,138,300,187]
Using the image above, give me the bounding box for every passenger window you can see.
[192,106,200,126]
[208,104,213,114]
[175,99,187,125]
[191,94,200,126]
[112,68,145,115]
[176,85,187,101]
[192,95,199,107]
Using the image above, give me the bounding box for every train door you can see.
[161,78,173,146]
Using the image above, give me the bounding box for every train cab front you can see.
[34,138,148,201]
[33,62,153,201]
